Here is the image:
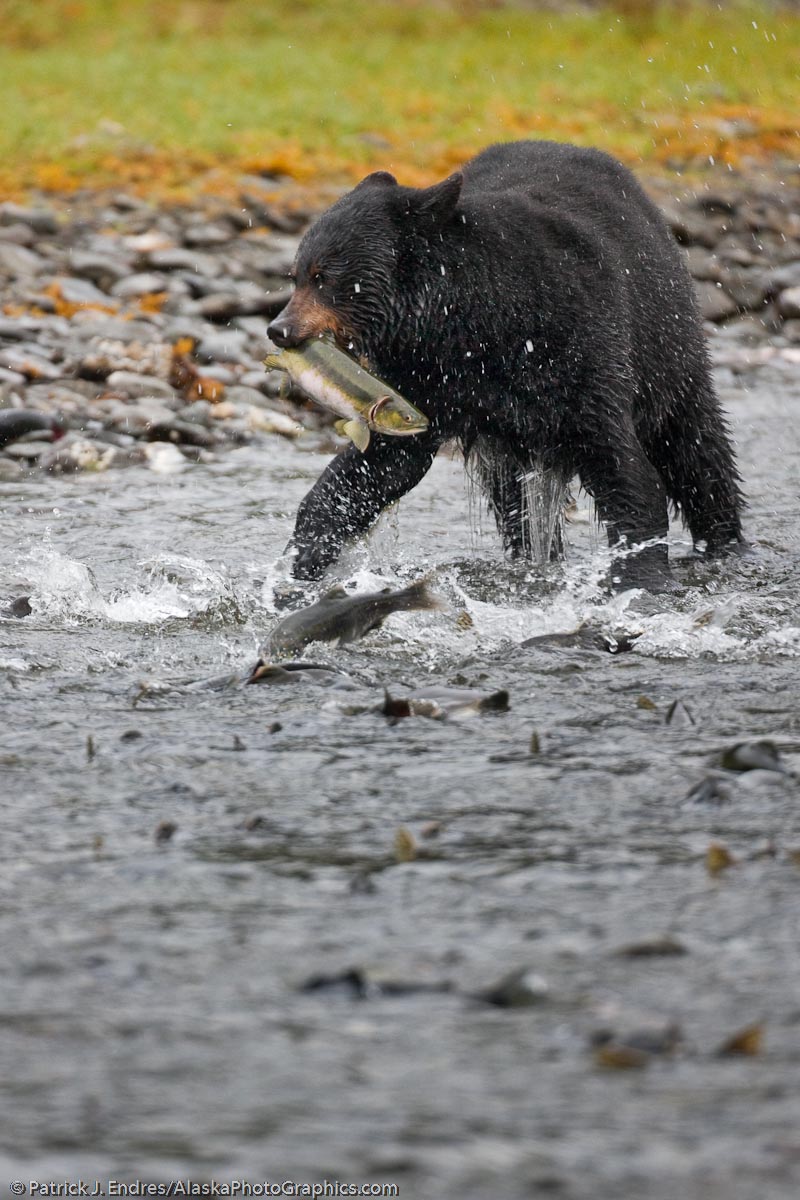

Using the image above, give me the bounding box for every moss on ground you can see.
[0,0,798,200]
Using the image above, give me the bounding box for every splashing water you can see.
[17,543,235,625]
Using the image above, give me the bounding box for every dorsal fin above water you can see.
[322,584,349,601]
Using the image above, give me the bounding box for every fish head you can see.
[367,395,429,437]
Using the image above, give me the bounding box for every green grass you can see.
[0,0,798,197]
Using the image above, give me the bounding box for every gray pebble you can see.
[162,318,207,343]
[197,292,248,320]
[259,285,294,317]
[183,222,234,247]
[0,223,37,247]
[194,365,237,385]
[105,371,176,399]
[239,193,307,233]
[234,316,270,337]
[766,259,800,291]
[27,380,104,403]
[718,268,770,312]
[53,277,116,306]
[694,280,738,323]
[67,251,131,289]
[147,248,220,276]
[110,272,169,298]
[0,348,63,380]
[0,243,46,279]
[240,369,282,396]
[0,458,24,480]
[0,316,58,341]
[176,400,213,425]
[195,330,249,363]
[242,232,299,272]
[0,367,26,388]
[664,207,720,249]
[776,286,800,320]
[145,419,217,448]
[78,319,166,343]
[0,203,59,235]
[4,439,55,460]
[223,384,278,409]
[171,270,221,298]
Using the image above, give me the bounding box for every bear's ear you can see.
[354,170,398,190]
[406,172,463,227]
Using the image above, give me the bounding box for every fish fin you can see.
[263,353,284,371]
[343,419,370,453]
[322,584,349,601]
[334,420,348,439]
[477,689,510,713]
[247,658,293,685]
[381,689,411,720]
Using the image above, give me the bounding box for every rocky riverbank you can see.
[1,169,799,479]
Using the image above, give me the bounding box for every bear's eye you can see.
[311,270,325,287]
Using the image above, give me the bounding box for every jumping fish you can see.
[263,338,428,451]
[259,577,440,657]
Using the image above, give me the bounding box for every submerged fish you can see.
[133,662,346,697]
[246,661,348,686]
[522,624,642,654]
[263,338,428,452]
[382,686,510,721]
[261,577,440,656]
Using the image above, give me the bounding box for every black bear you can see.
[268,140,744,589]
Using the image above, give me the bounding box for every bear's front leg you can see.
[289,434,441,580]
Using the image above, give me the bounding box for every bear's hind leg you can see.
[643,402,745,556]
[578,425,672,591]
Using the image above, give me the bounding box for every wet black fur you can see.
[269,140,745,587]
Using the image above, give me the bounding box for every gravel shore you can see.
[1,168,799,478]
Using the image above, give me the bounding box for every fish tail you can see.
[478,689,510,712]
[393,575,443,613]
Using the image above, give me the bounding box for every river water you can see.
[1,345,799,1199]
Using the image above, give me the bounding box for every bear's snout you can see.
[267,291,348,349]
[267,314,301,348]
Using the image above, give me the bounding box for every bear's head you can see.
[267,170,463,361]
